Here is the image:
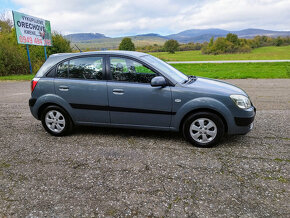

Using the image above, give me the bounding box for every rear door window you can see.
[56,56,104,80]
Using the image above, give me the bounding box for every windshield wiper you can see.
[184,75,197,84]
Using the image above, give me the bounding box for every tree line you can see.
[135,34,290,54]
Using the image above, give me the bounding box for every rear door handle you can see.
[112,89,124,95]
[59,86,69,91]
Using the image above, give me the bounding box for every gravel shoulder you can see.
[0,79,289,217]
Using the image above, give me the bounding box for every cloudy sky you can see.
[1,0,290,36]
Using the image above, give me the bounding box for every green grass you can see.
[1,62,289,80]
[150,46,290,61]
[0,74,34,81]
[172,62,290,79]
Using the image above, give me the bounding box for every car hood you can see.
[182,77,248,96]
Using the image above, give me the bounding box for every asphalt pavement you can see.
[0,79,289,217]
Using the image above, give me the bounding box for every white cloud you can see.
[11,0,290,36]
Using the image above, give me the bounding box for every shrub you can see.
[164,39,179,54]
[47,32,72,55]
[202,33,252,55]
[119,37,135,51]
[0,29,29,76]
[275,37,283,46]
[178,42,203,51]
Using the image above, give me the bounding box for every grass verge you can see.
[172,62,290,79]
[0,62,289,80]
[150,46,290,61]
[0,74,34,81]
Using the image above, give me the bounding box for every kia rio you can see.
[29,51,256,147]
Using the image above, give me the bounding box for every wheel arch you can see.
[38,103,74,125]
[179,108,228,133]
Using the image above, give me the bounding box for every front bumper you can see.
[228,106,256,135]
[234,115,255,126]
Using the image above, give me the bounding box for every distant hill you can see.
[166,28,228,42]
[69,35,167,50]
[232,28,290,39]
[65,28,290,49]
[136,33,167,38]
[64,33,108,42]
[166,28,290,43]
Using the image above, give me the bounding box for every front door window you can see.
[110,57,157,83]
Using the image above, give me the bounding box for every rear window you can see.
[56,56,104,80]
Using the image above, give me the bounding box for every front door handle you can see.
[59,86,69,91]
[112,89,124,95]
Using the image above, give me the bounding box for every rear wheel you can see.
[183,112,224,148]
[41,106,73,136]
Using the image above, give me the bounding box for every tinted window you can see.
[110,57,156,83]
[69,57,103,80]
[57,61,69,78]
[56,57,103,80]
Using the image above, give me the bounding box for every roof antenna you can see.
[74,44,82,52]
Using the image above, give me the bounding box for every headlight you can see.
[230,95,251,109]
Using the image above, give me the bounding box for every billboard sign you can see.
[12,11,52,46]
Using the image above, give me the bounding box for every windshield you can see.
[141,55,188,83]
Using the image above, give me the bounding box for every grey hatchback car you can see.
[29,51,255,147]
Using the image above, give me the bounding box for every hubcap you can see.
[45,110,65,133]
[190,118,217,144]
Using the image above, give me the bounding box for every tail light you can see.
[31,78,40,93]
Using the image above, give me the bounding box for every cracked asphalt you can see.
[0,79,289,217]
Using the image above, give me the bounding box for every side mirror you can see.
[151,76,167,87]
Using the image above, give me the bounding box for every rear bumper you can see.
[29,98,37,107]
[29,98,39,120]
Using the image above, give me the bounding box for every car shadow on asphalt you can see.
[73,125,182,140]
[72,125,244,148]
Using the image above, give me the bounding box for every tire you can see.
[41,105,73,136]
[182,112,225,148]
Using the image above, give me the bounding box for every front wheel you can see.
[41,106,73,136]
[183,112,225,148]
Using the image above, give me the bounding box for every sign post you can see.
[26,45,33,74]
[44,46,47,60]
[12,11,52,73]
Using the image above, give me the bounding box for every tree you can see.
[119,37,135,51]
[0,20,12,33]
[275,36,283,46]
[164,39,179,54]
[226,33,239,45]
[0,29,29,76]
[209,36,214,47]
[0,11,13,33]
[47,32,72,55]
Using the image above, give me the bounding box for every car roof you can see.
[50,50,148,59]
